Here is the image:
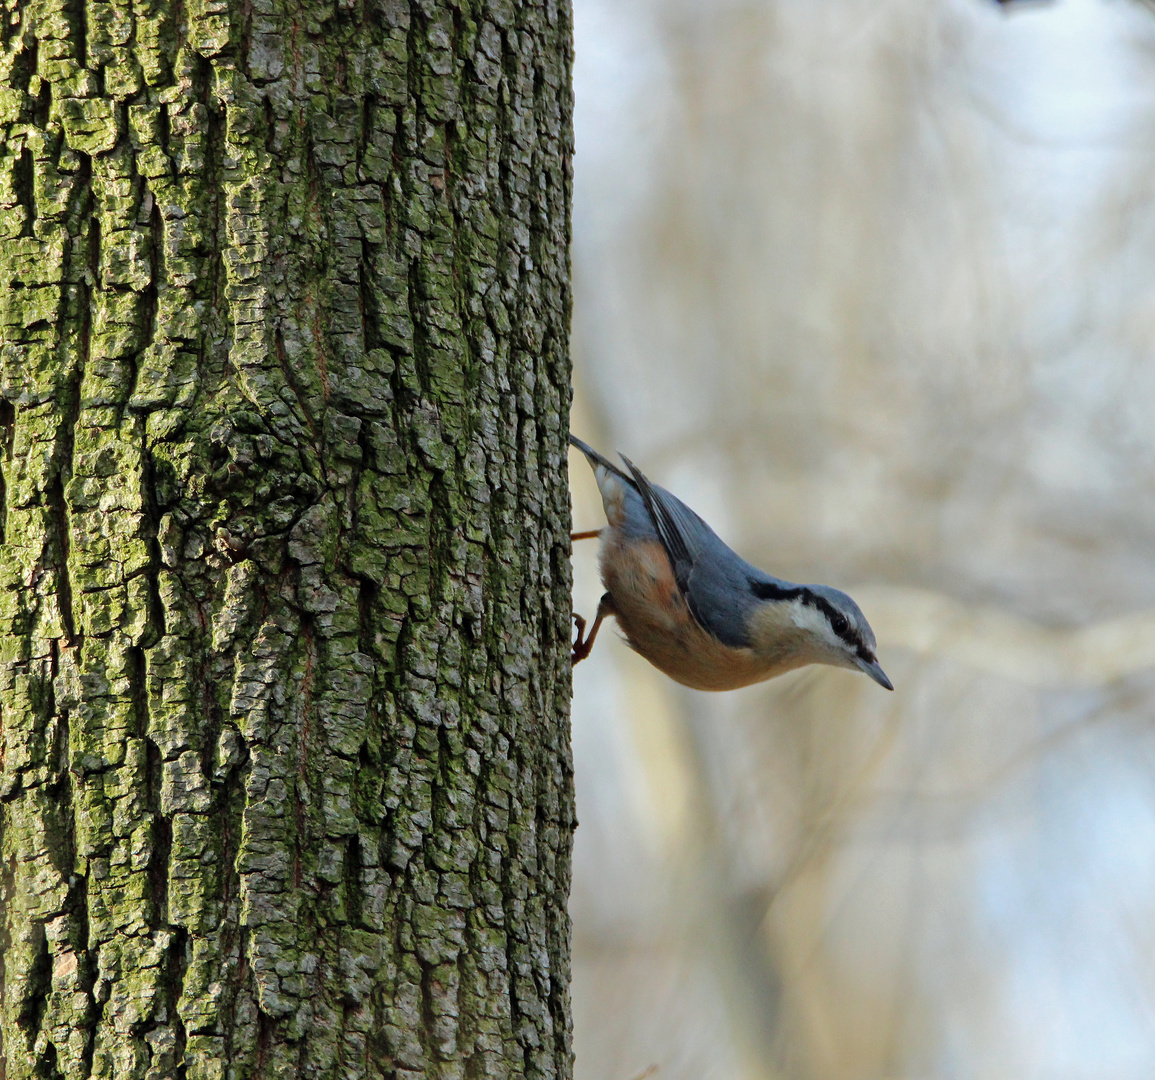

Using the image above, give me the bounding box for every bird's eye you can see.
[831,614,849,636]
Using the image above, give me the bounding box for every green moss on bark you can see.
[0,0,575,1076]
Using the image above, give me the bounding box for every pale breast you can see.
[599,528,806,691]
[593,465,630,528]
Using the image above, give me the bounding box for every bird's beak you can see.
[857,656,894,691]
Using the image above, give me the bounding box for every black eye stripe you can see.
[749,579,862,650]
[815,601,858,648]
[749,580,805,602]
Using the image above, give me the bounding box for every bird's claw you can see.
[572,612,592,665]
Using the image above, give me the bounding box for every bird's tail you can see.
[568,434,634,485]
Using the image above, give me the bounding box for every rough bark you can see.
[0,0,575,1076]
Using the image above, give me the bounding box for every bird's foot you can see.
[572,613,593,664]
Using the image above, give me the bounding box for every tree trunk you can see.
[0,0,575,1076]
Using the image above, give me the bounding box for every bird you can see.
[568,434,893,693]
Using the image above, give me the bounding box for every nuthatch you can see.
[569,435,893,692]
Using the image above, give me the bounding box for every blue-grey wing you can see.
[620,456,780,650]
[619,455,703,578]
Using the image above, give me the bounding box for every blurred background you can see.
[566,1,1155,1078]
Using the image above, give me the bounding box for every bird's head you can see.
[800,584,892,689]
[748,579,893,690]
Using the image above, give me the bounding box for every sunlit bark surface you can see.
[0,0,575,1076]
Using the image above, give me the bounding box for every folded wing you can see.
[620,455,791,650]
